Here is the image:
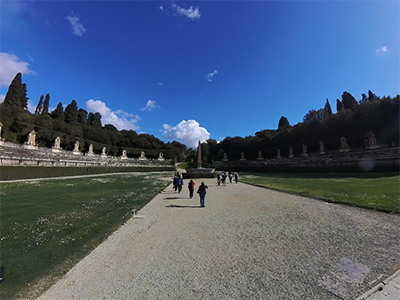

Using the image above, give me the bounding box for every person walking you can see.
[188,179,195,198]
[177,176,183,194]
[197,181,208,207]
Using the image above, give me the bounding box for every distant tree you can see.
[278,116,290,129]
[42,93,50,115]
[3,73,29,109]
[341,91,358,110]
[52,102,64,120]
[368,90,378,101]
[336,99,343,111]
[360,93,368,104]
[303,109,324,124]
[64,100,78,123]
[324,98,332,116]
[35,95,44,115]
[88,112,102,127]
[77,108,88,124]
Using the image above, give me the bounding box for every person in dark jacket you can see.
[188,179,195,199]
[197,181,208,207]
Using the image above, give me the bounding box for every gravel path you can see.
[37,179,400,300]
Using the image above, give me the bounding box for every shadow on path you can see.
[165,204,202,209]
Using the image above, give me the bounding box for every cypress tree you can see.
[64,100,78,123]
[336,99,343,111]
[42,94,50,115]
[324,98,332,116]
[3,73,29,109]
[35,95,44,115]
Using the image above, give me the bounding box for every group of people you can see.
[217,171,239,185]
[172,172,208,207]
[173,172,184,193]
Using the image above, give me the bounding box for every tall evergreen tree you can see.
[64,100,78,123]
[3,73,29,109]
[336,99,343,111]
[35,95,44,115]
[42,93,50,115]
[341,91,358,110]
[52,102,64,120]
[278,116,290,129]
[324,98,332,116]
[368,90,378,101]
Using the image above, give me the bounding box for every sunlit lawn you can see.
[0,172,171,299]
[241,172,400,213]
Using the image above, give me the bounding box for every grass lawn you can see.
[241,172,400,214]
[0,172,172,299]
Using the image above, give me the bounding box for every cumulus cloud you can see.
[376,46,388,55]
[86,99,140,131]
[163,119,210,149]
[206,70,218,82]
[66,14,86,36]
[171,3,201,20]
[141,100,160,111]
[0,52,36,87]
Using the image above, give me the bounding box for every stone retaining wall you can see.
[214,147,400,172]
[0,142,174,169]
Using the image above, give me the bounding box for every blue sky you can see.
[1,1,399,149]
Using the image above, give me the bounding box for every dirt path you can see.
[37,179,400,300]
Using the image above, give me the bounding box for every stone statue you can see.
[276,149,281,159]
[302,144,308,156]
[289,147,293,157]
[53,136,61,149]
[101,147,107,157]
[121,149,127,159]
[222,153,228,161]
[25,130,37,146]
[88,144,94,154]
[258,151,262,159]
[367,131,377,145]
[139,151,147,160]
[240,152,246,160]
[319,141,325,154]
[339,136,349,152]
[74,141,79,152]
[366,131,380,149]
[157,152,164,161]
[0,122,4,144]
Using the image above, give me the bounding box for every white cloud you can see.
[86,99,140,131]
[205,70,218,82]
[376,46,388,55]
[162,119,210,149]
[66,14,86,36]
[141,100,160,111]
[159,6,164,11]
[0,52,36,87]
[27,99,36,114]
[157,82,163,86]
[171,3,201,20]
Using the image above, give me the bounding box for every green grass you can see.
[0,172,172,299]
[241,172,400,214]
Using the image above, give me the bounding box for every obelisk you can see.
[197,140,202,169]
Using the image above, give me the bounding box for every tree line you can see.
[0,73,186,160]
[194,90,399,164]
[1,73,398,164]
